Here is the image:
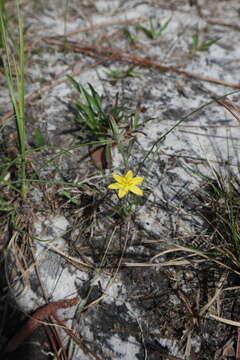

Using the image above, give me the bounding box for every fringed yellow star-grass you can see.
[108,170,144,198]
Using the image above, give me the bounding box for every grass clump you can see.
[196,168,240,269]
[0,1,27,197]
[137,16,172,40]
[68,76,143,169]
[190,26,219,52]
[123,16,171,44]
[122,27,138,44]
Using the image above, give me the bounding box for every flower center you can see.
[123,179,132,187]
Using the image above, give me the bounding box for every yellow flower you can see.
[108,170,144,198]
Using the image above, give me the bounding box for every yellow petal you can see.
[125,170,133,181]
[108,183,122,189]
[129,186,143,196]
[112,173,124,183]
[131,176,144,185]
[118,189,128,198]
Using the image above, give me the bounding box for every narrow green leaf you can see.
[61,191,79,205]
[158,17,172,34]
[197,39,219,51]
[109,115,122,144]
[34,129,46,147]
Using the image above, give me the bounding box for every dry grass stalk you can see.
[5,216,32,295]
[199,271,228,315]
[208,314,240,327]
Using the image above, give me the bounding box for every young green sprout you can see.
[137,16,171,40]
[190,26,219,52]
[108,170,144,198]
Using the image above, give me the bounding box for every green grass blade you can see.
[158,17,172,35]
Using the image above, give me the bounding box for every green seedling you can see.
[33,129,46,147]
[190,27,219,52]
[137,16,171,40]
[122,27,138,44]
[106,66,144,80]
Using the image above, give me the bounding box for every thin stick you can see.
[54,17,147,39]
[45,39,240,89]
[207,19,240,31]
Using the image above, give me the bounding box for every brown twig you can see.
[207,19,240,31]
[45,39,240,89]
[5,297,78,353]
